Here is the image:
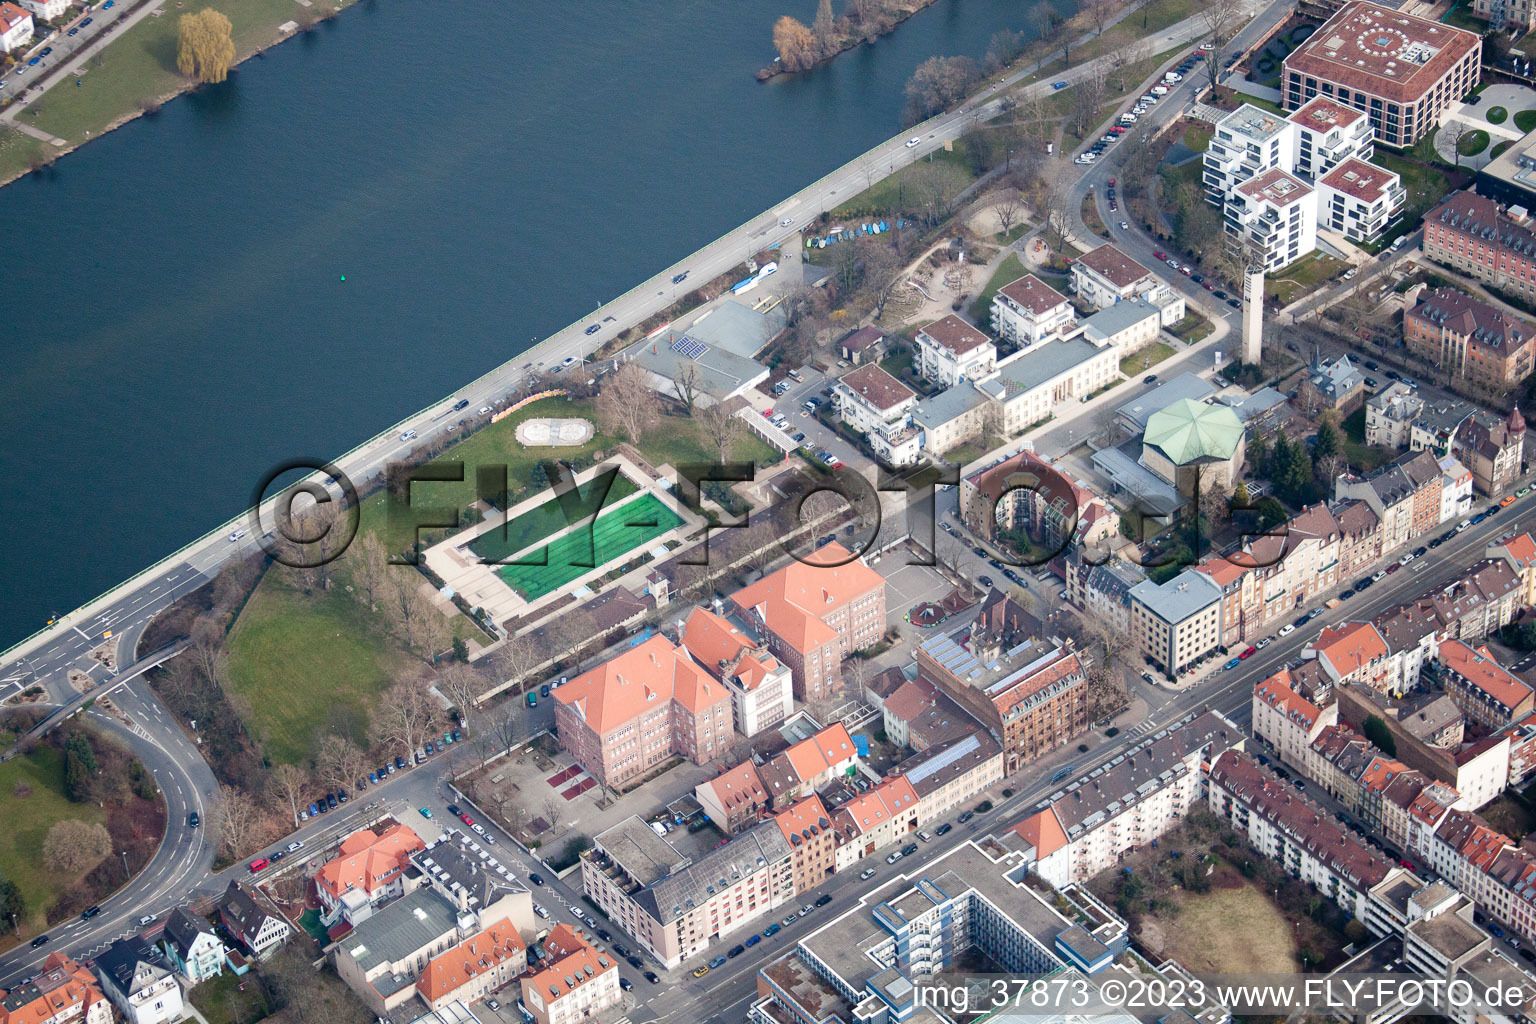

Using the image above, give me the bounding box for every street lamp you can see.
[120,850,129,880]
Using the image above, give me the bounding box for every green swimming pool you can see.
[494,491,682,600]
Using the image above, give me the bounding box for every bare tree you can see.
[1087,0,1112,35]
[437,663,484,730]
[674,360,704,415]
[214,784,261,860]
[1043,181,1075,256]
[485,699,525,754]
[1107,40,1151,94]
[269,763,310,827]
[493,634,542,695]
[415,597,453,662]
[697,402,747,464]
[315,735,368,794]
[42,819,111,874]
[371,679,440,759]
[1200,0,1244,91]
[595,362,661,443]
[541,796,566,833]
[547,608,599,664]
[348,532,389,612]
[991,191,1024,238]
[1439,121,1471,168]
[855,236,904,318]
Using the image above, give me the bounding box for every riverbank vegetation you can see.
[767,0,939,76]
[177,8,236,84]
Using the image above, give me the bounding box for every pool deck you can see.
[423,455,702,624]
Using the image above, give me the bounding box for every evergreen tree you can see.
[64,733,98,802]
[1313,420,1340,462]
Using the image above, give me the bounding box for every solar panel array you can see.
[671,335,710,359]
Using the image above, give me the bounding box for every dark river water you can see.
[0,0,1052,647]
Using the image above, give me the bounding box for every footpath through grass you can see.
[225,574,421,765]
[0,746,107,929]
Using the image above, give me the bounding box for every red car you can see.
[249,858,269,873]
[1387,563,1400,574]
[461,814,474,825]
[1153,250,1167,261]
[1108,177,1116,186]
[830,461,846,471]
[1239,646,1256,659]
[1203,281,1215,291]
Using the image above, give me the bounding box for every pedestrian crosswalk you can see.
[1126,718,1160,738]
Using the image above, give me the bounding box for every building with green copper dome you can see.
[1141,398,1246,496]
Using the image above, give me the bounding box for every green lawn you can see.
[1459,129,1490,157]
[467,472,639,564]
[189,970,273,1024]
[830,148,975,219]
[1167,312,1215,344]
[1022,0,1196,85]
[494,492,683,600]
[1342,407,1395,472]
[1518,109,1536,134]
[1493,140,1514,160]
[1267,254,1346,305]
[225,574,420,765]
[1081,192,1109,238]
[1121,341,1175,376]
[0,746,107,930]
[1181,123,1213,154]
[360,396,771,555]
[969,253,1025,321]
[1488,106,1509,125]
[880,348,916,380]
[0,126,49,184]
[1235,92,1287,116]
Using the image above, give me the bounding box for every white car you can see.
[905,137,921,148]
[400,429,417,442]
[137,915,155,926]
[860,868,877,880]
[1119,221,1129,230]
[477,405,491,415]
[780,216,793,226]
[1256,637,1272,649]
[534,904,550,919]
[1457,520,1471,532]
[1278,623,1296,636]
[561,356,577,368]
[471,822,486,835]
[227,529,245,543]
[286,840,304,853]
[1399,552,1415,565]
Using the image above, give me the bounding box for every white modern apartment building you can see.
[1290,97,1376,179]
[1317,158,1406,244]
[1226,168,1319,271]
[990,274,1074,351]
[973,336,1120,434]
[1204,104,1299,205]
[830,363,923,466]
[914,314,996,386]
[1069,244,1187,327]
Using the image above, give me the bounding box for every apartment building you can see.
[1367,382,1425,448]
[1452,406,1526,498]
[1252,669,1339,769]
[1437,640,1535,728]
[1013,711,1241,887]
[1070,244,1186,326]
[1317,158,1405,243]
[973,336,1121,434]
[1282,3,1481,148]
[1203,104,1298,205]
[520,925,621,1024]
[1337,498,1384,575]
[1423,192,1536,308]
[553,633,732,788]
[218,882,291,961]
[1405,288,1536,391]
[829,364,923,466]
[0,955,113,1024]
[1208,750,1395,922]
[695,761,770,835]
[915,624,1088,774]
[831,776,920,868]
[315,824,426,920]
[896,731,1004,825]
[1290,96,1376,178]
[1196,501,1344,646]
[1226,168,1318,271]
[731,543,886,703]
[773,796,837,894]
[94,939,184,1024]
[912,384,988,457]
[1486,531,1536,605]
[416,920,526,1013]
[757,723,861,808]
[679,606,793,738]
[1334,449,1445,552]
[0,3,32,54]
[990,274,1074,351]
[158,908,224,988]
[959,447,1115,551]
[913,315,996,386]
[1307,621,1394,691]
[1297,354,1368,415]
[582,816,794,968]
[1128,569,1224,677]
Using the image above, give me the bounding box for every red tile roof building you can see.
[315,824,426,913]
[1405,288,1536,391]
[554,633,733,788]
[1307,621,1392,691]
[832,776,920,866]
[1486,532,1536,605]
[1282,2,1481,147]
[1423,192,1536,309]
[520,925,621,1024]
[730,542,886,703]
[1252,669,1338,769]
[416,918,526,1012]
[0,3,33,55]
[679,606,793,738]
[694,761,770,835]
[773,795,837,894]
[1438,640,1535,728]
[757,723,860,808]
[0,955,113,1024]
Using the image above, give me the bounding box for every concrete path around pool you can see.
[422,454,704,625]
[1436,84,1536,170]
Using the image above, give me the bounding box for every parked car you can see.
[646,971,662,983]
[765,923,782,937]
[529,873,544,886]
[859,867,877,880]
[727,945,745,958]
[815,894,833,907]
[249,857,269,873]
[936,822,953,836]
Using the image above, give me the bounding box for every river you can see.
[0,0,1061,646]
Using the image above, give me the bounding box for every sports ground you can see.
[494,491,683,600]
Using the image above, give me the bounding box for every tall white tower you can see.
[1242,264,1265,366]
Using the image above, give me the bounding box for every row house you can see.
[1208,750,1394,924]
[1451,406,1526,499]
[1486,531,1536,606]
[731,541,887,703]
[1197,502,1344,646]
[696,761,771,835]
[913,315,996,387]
[1437,640,1535,729]
[553,633,733,789]
[897,731,1004,826]
[1012,711,1242,887]
[1251,669,1338,769]
[416,919,526,1013]
[1371,600,1443,693]
[756,723,860,809]
[1129,569,1224,677]
[520,925,620,1024]
[1307,723,1376,817]
[1428,558,1524,642]
[1306,621,1393,692]
[773,796,837,895]
[1334,449,1445,554]
[0,955,113,1024]
[1337,498,1385,576]
[831,777,921,869]
[1063,553,1145,637]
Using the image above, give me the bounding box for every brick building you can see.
[772,796,837,895]
[1423,192,1536,307]
[1405,288,1536,391]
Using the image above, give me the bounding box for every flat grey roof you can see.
[687,300,788,360]
[1128,569,1221,625]
[912,384,987,431]
[1115,372,1215,431]
[624,332,768,401]
[1090,447,1183,517]
[343,888,459,976]
[979,337,1107,400]
[1081,298,1160,340]
[595,815,688,887]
